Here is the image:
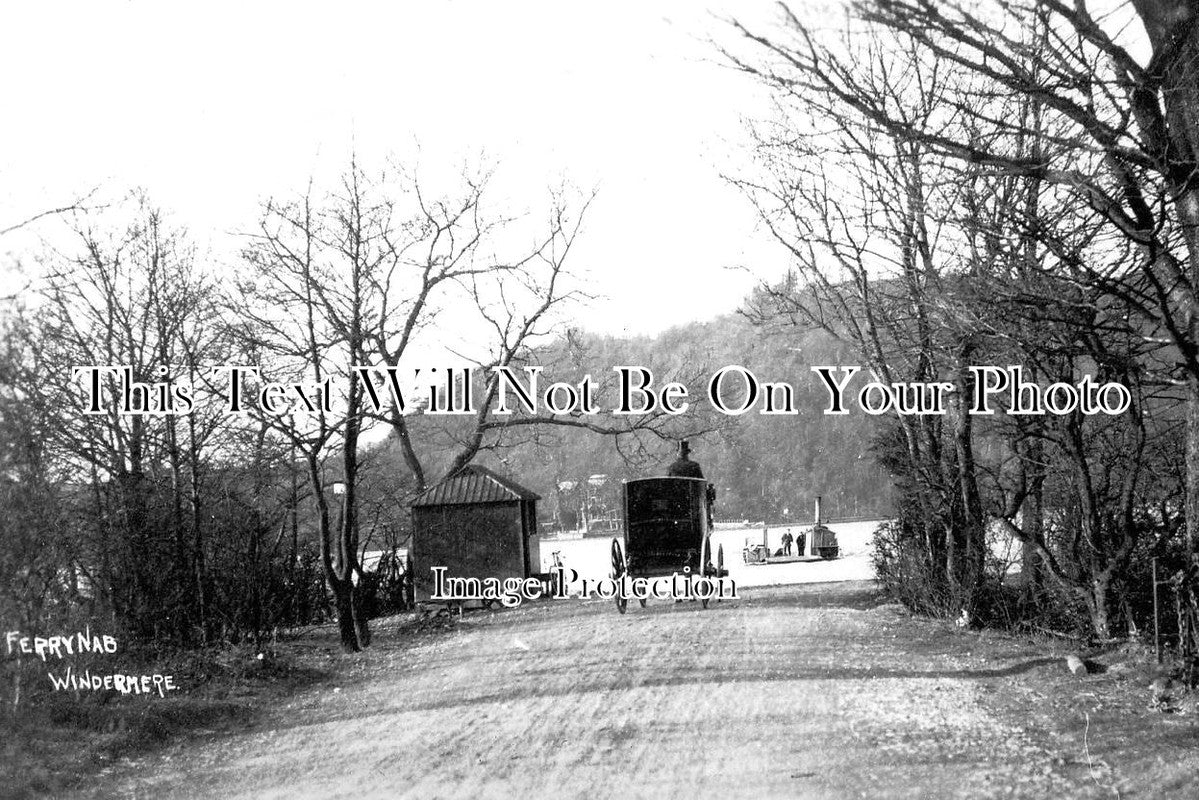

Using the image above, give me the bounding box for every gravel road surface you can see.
[69,578,1192,800]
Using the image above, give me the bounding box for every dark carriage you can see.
[609,476,727,613]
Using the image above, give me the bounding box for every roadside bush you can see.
[871,517,1093,634]
[871,519,961,618]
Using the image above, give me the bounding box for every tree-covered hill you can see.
[383,313,894,527]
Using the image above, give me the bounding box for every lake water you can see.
[531,519,886,588]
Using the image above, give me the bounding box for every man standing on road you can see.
[781,529,794,556]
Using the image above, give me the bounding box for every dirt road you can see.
[76,582,1198,799]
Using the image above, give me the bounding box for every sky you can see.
[0,1,814,337]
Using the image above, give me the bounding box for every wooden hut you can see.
[409,465,539,601]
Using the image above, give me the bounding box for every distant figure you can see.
[667,440,705,479]
[781,529,794,556]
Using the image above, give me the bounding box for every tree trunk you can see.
[955,359,986,597]
[1133,0,1199,557]
[166,413,189,642]
[1189,378,1199,555]
[188,412,208,643]
[1019,427,1045,600]
[331,578,361,653]
[353,599,372,649]
[1087,576,1112,640]
[1020,475,1043,597]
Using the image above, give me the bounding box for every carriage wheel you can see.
[610,538,628,614]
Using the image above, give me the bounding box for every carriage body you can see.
[622,477,711,578]
[609,476,725,612]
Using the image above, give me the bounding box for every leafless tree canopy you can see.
[723,0,1198,637]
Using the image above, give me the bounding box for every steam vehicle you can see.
[809,522,840,560]
[741,496,840,565]
[609,441,727,613]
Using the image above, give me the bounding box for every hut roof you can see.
[411,465,540,508]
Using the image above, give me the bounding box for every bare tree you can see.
[1,188,101,301]
[729,23,998,608]
[728,0,1199,556]
[29,196,228,641]
[724,2,1186,634]
[235,157,607,651]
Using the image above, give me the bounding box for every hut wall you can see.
[411,501,529,600]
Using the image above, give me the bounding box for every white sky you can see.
[0,0,819,337]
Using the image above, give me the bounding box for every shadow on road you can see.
[260,654,1064,732]
[745,582,889,611]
